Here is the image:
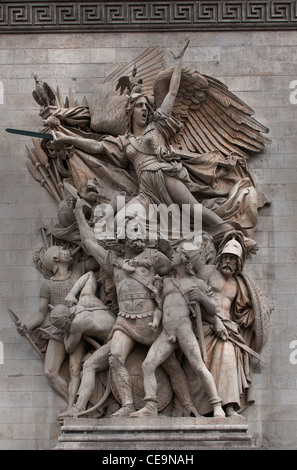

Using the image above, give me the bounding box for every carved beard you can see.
[126,238,146,253]
[219,263,236,277]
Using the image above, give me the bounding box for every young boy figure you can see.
[131,244,227,418]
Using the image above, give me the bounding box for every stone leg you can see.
[177,327,225,418]
[162,352,200,417]
[131,331,174,418]
[108,353,136,416]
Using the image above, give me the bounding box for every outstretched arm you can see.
[16,297,49,334]
[73,197,107,267]
[52,131,106,155]
[160,39,189,116]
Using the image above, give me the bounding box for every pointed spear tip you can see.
[7,308,19,323]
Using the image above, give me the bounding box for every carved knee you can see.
[44,367,58,383]
[142,358,156,377]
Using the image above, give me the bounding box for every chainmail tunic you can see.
[101,110,190,206]
[33,266,84,346]
[39,269,82,305]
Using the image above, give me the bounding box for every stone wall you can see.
[0,29,296,450]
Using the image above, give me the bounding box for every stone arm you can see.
[73,198,108,269]
[16,296,49,335]
[190,287,217,317]
[52,131,106,155]
[160,39,189,116]
[190,286,228,340]
[148,307,163,332]
[65,271,95,307]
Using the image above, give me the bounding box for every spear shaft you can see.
[7,308,44,360]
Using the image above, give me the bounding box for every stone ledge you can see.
[55,417,254,450]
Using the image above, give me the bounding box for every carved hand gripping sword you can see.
[7,308,44,360]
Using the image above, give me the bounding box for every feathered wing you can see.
[43,82,56,106]
[32,90,45,107]
[104,46,165,98]
[154,67,271,158]
[89,46,165,135]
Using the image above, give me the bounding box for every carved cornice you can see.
[0,1,297,33]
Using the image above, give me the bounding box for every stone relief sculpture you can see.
[10,40,273,424]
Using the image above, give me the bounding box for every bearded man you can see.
[188,232,271,417]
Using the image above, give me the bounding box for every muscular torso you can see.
[162,276,208,334]
[72,308,115,340]
[113,250,161,317]
[198,265,237,319]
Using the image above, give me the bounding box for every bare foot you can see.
[225,404,244,419]
[111,404,135,417]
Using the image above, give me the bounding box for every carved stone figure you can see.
[131,243,226,419]
[186,231,272,417]
[52,183,80,243]
[8,39,273,427]
[52,40,249,246]
[48,270,117,419]
[66,200,199,418]
[16,245,99,410]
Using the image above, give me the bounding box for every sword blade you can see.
[5,128,53,140]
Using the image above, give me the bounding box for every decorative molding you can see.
[0,1,297,33]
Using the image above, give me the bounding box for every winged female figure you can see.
[50,39,270,246]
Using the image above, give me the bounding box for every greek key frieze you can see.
[0,1,297,32]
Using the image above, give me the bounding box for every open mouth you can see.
[221,264,234,273]
[86,182,99,194]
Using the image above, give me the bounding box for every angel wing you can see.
[89,46,165,136]
[154,67,270,158]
